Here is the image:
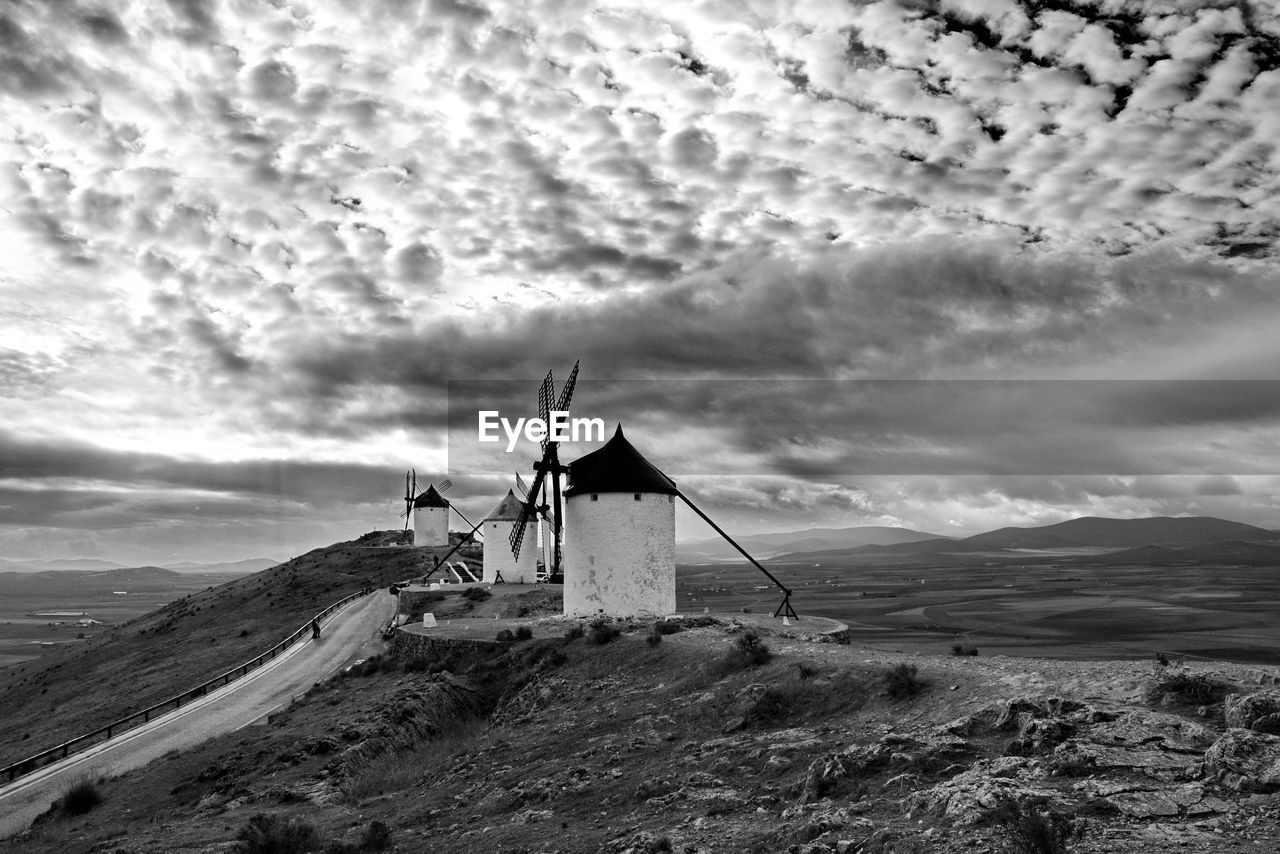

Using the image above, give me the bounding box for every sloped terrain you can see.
[0,531,426,770]
[10,611,1280,853]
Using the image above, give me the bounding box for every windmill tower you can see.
[483,489,537,583]
[413,483,450,549]
[562,424,677,618]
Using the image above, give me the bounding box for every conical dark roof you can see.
[485,489,526,521]
[565,425,677,497]
[413,484,450,508]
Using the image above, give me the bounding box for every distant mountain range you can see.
[0,557,279,575]
[676,525,944,562]
[0,564,231,596]
[767,516,1280,565]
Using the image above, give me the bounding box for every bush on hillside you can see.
[587,619,621,645]
[987,799,1076,854]
[882,663,925,699]
[1147,670,1231,706]
[720,630,771,672]
[236,813,322,854]
[60,778,104,815]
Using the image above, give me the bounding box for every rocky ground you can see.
[10,595,1280,853]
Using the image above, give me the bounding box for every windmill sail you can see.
[510,360,580,574]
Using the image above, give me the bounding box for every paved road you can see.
[0,592,395,838]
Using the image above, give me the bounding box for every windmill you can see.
[510,360,579,581]
[399,469,417,531]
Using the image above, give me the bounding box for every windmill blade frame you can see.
[510,466,547,560]
[554,360,579,413]
[537,370,554,451]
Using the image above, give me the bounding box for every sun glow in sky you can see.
[3,0,1280,563]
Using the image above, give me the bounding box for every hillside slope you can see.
[0,531,426,769]
[9,619,1280,853]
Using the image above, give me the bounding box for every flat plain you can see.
[0,571,243,669]
[678,555,1280,664]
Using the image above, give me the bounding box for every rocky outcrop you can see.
[1225,690,1280,730]
[906,756,1058,824]
[1204,728,1280,793]
[1047,709,1214,781]
[799,732,972,803]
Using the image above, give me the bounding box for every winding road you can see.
[0,592,395,838]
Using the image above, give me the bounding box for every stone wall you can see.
[391,627,496,658]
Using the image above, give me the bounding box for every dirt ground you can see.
[10,590,1280,854]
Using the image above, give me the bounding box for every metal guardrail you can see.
[1,587,372,785]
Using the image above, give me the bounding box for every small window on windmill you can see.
[633,493,641,501]
[591,494,598,501]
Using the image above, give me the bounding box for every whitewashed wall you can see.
[413,505,449,548]
[483,519,538,583]
[563,491,675,617]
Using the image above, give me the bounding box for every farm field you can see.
[677,557,1280,665]
[0,573,241,669]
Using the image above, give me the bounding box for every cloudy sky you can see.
[3,0,1280,564]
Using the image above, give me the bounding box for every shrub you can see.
[350,820,393,852]
[587,620,621,645]
[988,799,1075,854]
[564,623,585,641]
[883,663,925,699]
[796,662,819,680]
[60,778,104,815]
[653,620,682,635]
[495,629,515,642]
[720,630,771,671]
[952,643,979,657]
[236,813,322,854]
[514,626,534,640]
[1147,670,1232,706]
[646,625,662,647]
[461,587,491,602]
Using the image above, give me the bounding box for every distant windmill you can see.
[510,360,579,581]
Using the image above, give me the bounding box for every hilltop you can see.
[678,526,942,563]
[0,531,428,770]
[9,605,1280,853]
[773,515,1280,563]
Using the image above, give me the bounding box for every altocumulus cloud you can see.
[2,0,1280,560]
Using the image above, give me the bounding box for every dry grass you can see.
[341,718,489,803]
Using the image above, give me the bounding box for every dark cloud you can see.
[80,10,128,45]
[165,0,220,42]
[0,430,398,510]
